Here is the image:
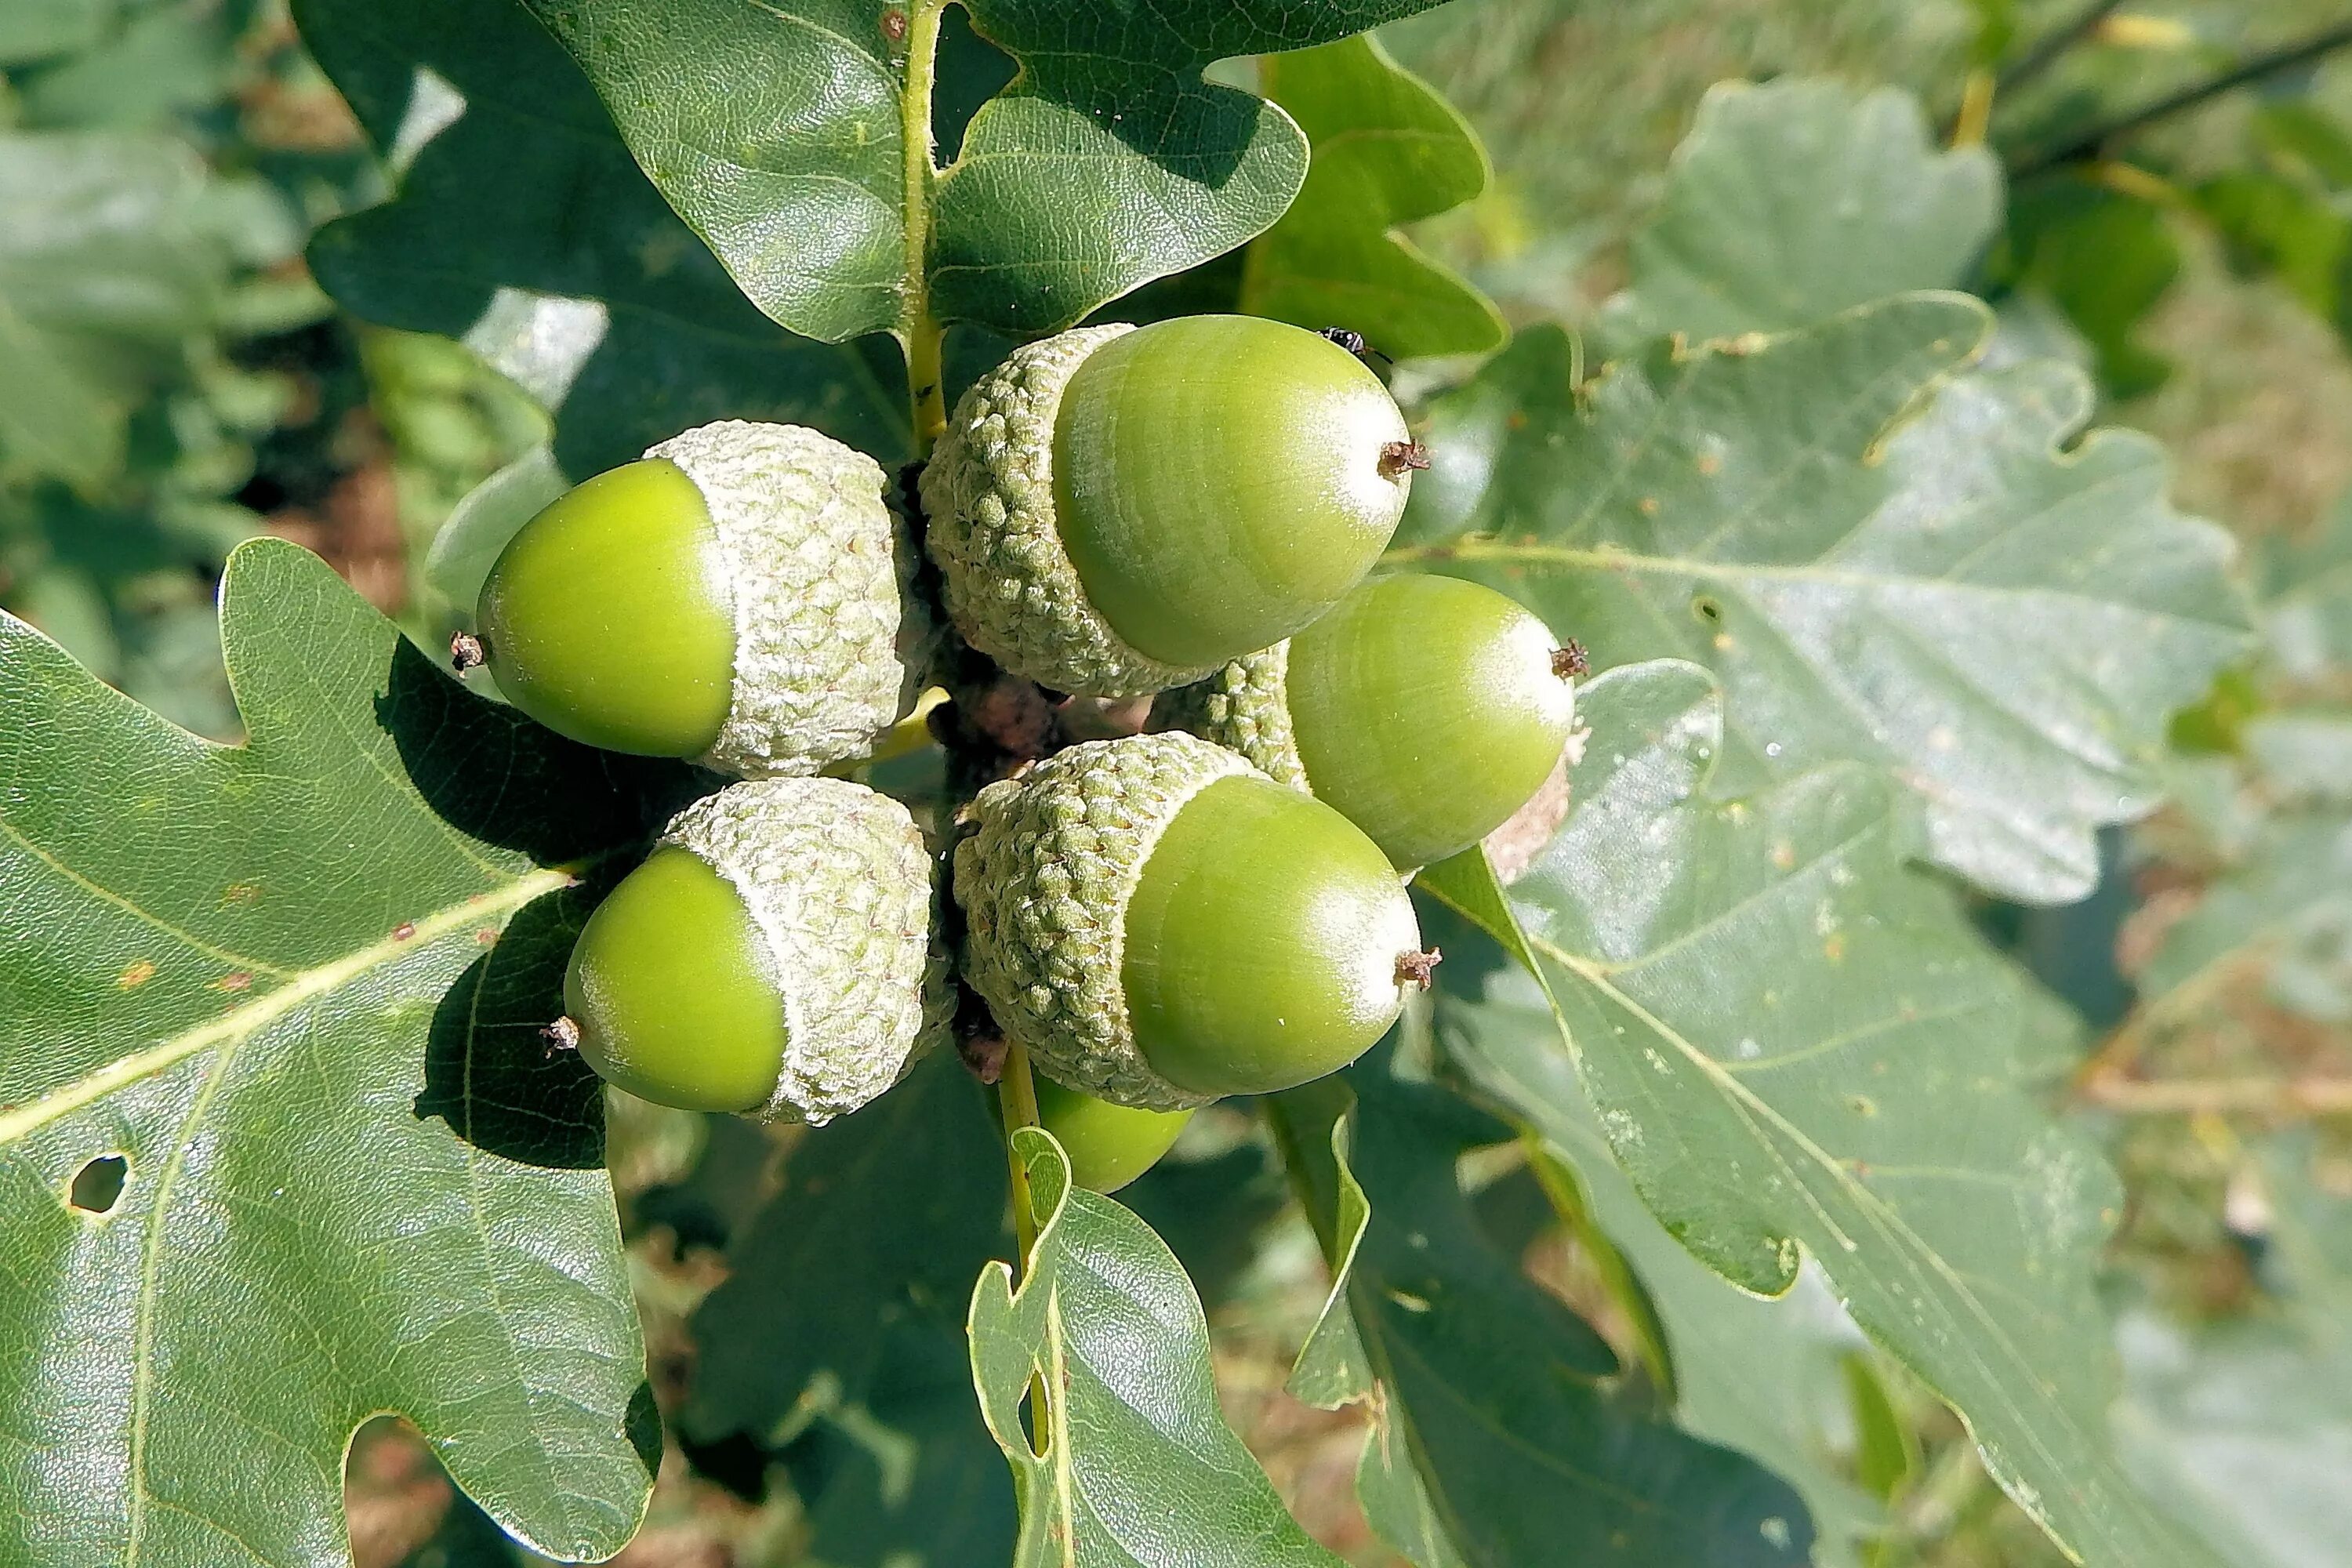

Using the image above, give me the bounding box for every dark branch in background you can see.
[1998,0,2126,94]
[2010,20,2352,179]
[1939,0,2123,144]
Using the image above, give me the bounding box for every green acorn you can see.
[470,420,936,776]
[559,776,950,1123]
[955,732,1429,1110]
[1033,1078,1195,1194]
[1154,575,1580,869]
[920,315,1420,698]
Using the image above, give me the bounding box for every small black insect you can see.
[1319,325,1395,368]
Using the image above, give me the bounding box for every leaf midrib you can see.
[0,811,293,982]
[0,866,570,1145]
[1501,909,2146,1561]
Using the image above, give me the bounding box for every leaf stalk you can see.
[898,0,949,455]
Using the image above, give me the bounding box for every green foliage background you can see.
[3,2,2351,1566]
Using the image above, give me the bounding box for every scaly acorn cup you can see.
[471,420,936,776]
[559,776,951,1123]
[1033,1078,1195,1195]
[920,315,1420,697]
[1153,574,1581,870]
[955,732,1430,1109]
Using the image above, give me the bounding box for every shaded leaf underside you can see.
[294,0,909,477]
[1269,1061,1817,1568]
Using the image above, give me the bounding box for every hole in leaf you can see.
[344,1416,457,1560]
[932,6,1016,162]
[69,1154,128,1214]
[1690,594,1724,625]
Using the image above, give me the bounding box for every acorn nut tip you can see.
[1377,440,1432,478]
[1395,948,1443,990]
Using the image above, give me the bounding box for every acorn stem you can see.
[998,1043,1044,1275]
[1394,948,1443,990]
[1377,440,1432,478]
[449,631,486,673]
[996,1040,1055,1441]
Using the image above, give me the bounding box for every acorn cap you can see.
[650,420,939,778]
[919,325,1212,698]
[954,732,1249,1110]
[1149,644,1307,790]
[662,775,952,1123]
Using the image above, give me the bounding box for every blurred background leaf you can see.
[1596,80,2001,349]
[1239,34,1505,361]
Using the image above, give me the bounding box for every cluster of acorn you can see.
[461,316,1579,1192]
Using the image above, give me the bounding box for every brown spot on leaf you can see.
[116,960,157,989]
[213,972,252,993]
